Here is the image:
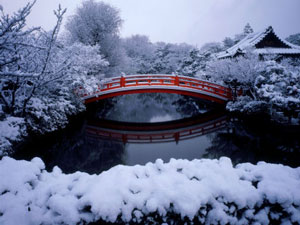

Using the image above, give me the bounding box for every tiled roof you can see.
[217,26,300,59]
[255,48,300,55]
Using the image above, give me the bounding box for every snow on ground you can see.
[0,157,299,225]
[0,117,26,155]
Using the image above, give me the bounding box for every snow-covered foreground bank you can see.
[0,157,300,225]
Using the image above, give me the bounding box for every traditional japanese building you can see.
[217,26,300,60]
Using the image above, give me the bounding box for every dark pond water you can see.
[12,94,300,174]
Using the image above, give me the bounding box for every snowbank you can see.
[0,157,299,225]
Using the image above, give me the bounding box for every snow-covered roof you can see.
[255,48,300,55]
[217,26,300,59]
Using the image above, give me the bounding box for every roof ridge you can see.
[277,34,300,50]
[248,26,272,45]
[217,25,300,59]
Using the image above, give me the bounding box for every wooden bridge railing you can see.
[77,74,233,103]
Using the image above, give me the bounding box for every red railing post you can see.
[175,75,179,86]
[237,88,243,96]
[174,132,180,144]
[122,134,127,144]
[120,75,125,87]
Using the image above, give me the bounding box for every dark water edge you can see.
[209,114,300,168]
[3,93,300,173]
[7,108,300,175]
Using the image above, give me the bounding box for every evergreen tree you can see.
[243,23,254,35]
[286,33,300,46]
[223,37,235,49]
[177,48,205,76]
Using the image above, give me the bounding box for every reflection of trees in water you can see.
[13,118,126,174]
[175,95,218,116]
[204,119,300,167]
[90,93,218,122]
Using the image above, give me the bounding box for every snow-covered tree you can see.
[221,23,254,49]
[62,42,109,77]
[222,37,235,49]
[217,57,300,122]
[177,48,205,76]
[65,0,125,76]
[122,35,155,74]
[65,0,121,45]
[208,52,262,97]
[152,42,193,74]
[243,23,254,35]
[122,35,154,59]
[200,42,224,55]
[0,2,84,151]
[0,2,109,152]
[0,2,68,117]
[255,61,300,120]
[286,33,300,46]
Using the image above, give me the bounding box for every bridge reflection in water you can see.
[86,111,228,144]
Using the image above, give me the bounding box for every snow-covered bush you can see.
[209,52,300,122]
[0,117,26,155]
[25,94,84,134]
[207,52,263,95]
[286,33,300,46]
[256,61,300,117]
[61,42,109,77]
[0,156,299,225]
[226,96,268,115]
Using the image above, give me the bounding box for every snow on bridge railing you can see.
[76,74,233,103]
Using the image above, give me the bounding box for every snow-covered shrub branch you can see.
[0,117,26,155]
[0,157,299,225]
[0,2,68,118]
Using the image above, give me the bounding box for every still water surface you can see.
[12,95,300,174]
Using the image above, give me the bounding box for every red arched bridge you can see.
[86,111,227,144]
[78,74,233,104]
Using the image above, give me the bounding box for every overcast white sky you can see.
[1,0,300,47]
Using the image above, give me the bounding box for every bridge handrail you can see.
[105,74,228,90]
[104,75,229,88]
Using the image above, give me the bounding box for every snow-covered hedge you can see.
[0,157,299,225]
